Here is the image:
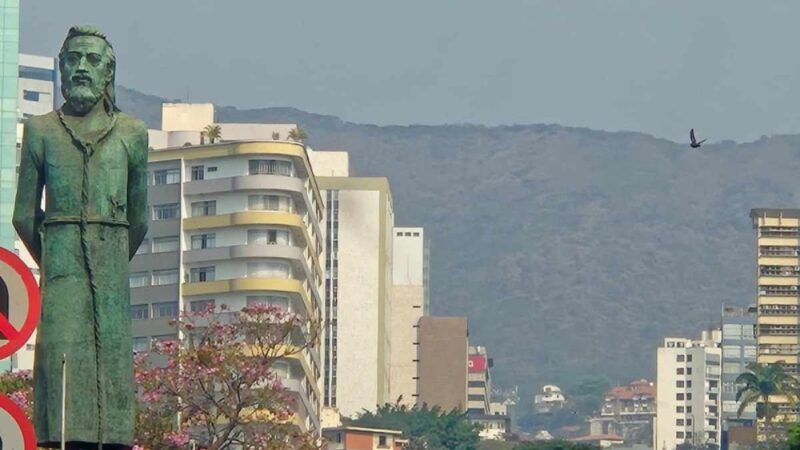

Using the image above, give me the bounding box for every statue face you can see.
[60,35,113,115]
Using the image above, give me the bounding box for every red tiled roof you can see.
[605,380,656,400]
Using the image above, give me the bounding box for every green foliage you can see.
[513,440,598,450]
[203,123,222,143]
[477,441,515,450]
[787,423,800,450]
[118,86,800,392]
[569,378,611,418]
[736,362,798,423]
[347,403,481,450]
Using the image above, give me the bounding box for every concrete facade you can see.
[655,332,722,450]
[750,208,800,432]
[417,316,468,412]
[390,227,427,407]
[315,168,394,418]
[130,103,325,433]
[720,304,757,442]
[467,345,491,415]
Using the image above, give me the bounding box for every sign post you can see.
[0,247,40,360]
[0,394,36,450]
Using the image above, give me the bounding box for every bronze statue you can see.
[13,26,148,450]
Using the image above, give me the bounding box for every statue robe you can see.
[13,110,148,448]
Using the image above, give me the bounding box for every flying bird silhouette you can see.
[689,129,706,149]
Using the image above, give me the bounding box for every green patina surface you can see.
[12,26,147,450]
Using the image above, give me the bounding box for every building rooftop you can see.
[322,426,403,435]
[750,208,800,219]
[606,380,656,400]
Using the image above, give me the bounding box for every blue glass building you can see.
[0,0,19,251]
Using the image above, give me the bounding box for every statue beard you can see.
[63,82,104,115]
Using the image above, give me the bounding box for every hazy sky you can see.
[20,1,800,142]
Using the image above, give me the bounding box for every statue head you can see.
[59,26,118,115]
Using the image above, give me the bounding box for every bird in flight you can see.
[689,129,706,149]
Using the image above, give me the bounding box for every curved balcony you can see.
[183,277,314,319]
[149,140,323,216]
[283,377,320,432]
[183,212,322,281]
[184,245,322,308]
[183,174,323,241]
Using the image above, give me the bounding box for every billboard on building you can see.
[468,355,487,373]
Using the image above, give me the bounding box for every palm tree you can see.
[287,127,308,143]
[203,124,222,144]
[736,362,798,438]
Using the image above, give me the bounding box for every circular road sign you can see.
[0,247,40,360]
[0,394,36,450]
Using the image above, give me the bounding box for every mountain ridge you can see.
[117,85,794,400]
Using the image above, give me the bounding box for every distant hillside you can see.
[117,86,798,399]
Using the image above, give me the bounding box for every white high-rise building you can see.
[309,151,395,418]
[655,331,722,450]
[390,227,428,406]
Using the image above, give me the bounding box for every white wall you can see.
[309,150,349,177]
[161,103,214,131]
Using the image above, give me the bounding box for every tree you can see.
[203,124,222,144]
[271,131,280,140]
[287,127,308,143]
[0,370,32,419]
[735,362,798,440]
[347,402,481,450]
[135,303,321,450]
[512,440,599,450]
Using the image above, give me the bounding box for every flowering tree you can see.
[135,303,322,450]
[0,370,32,418]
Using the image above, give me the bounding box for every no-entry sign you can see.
[0,247,40,360]
[0,394,36,450]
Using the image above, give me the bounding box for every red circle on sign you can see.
[0,247,40,360]
[0,394,36,450]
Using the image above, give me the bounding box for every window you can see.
[151,334,178,348]
[191,200,216,217]
[676,393,684,400]
[743,325,755,339]
[190,267,215,282]
[723,346,741,359]
[248,159,293,176]
[743,346,757,358]
[152,204,180,221]
[676,419,684,426]
[129,272,149,288]
[687,368,692,375]
[132,337,149,353]
[190,299,215,313]
[135,239,149,255]
[677,368,685,375]
[22,90,40,101]
[686,406,692,413]
[19,66,55,82]
[722,323,742,339]
[248,229,291,246]
[677,354,685,362]
[152,236,180,253]
[152,269,179,286]
[130,304,149,320]
[687,380,692,388]
[247,295,289,310]
[676,406,684,413]
[686,393,692,400]
[378,435,388,448]
[676,432,684,439]
[247,261,291,278]
[191,165,204,181]
[207,166,218,173]
[153,301,179,319]
[273,361,290,378]
[153,169,180,185]
[191,233,216,250]
[676,380,685,388]
[723,363,741,374]
[247,194,292,212]
[687,355,693,362]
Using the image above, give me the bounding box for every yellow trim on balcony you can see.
[759,257,800,266]
[242,343,320,400]
[759,237,800,246]
[184,212,322,279]
[150,141,323,216]
[760,316,800,325]
[183,277,314,317]
[758,335,800,345]
[758,296,800,306]
[759,355,799,364]
[759,276,800,286]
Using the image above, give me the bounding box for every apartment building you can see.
[390,227,428,407]
[130,103,324,432]
[309,151,395,418]
[750,209,800,432]
[322,426,407,450]
[0,0,19,250]
[589,379,655,446]
[467,346,492,415]
[655,332,722,450]
[720,304,757,441]
[417,316,469,412]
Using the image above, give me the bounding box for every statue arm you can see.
[12,120,45,265]
[127,123,148,260]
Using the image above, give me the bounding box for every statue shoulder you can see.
[116,113,148,138]
[23,111,60,136]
